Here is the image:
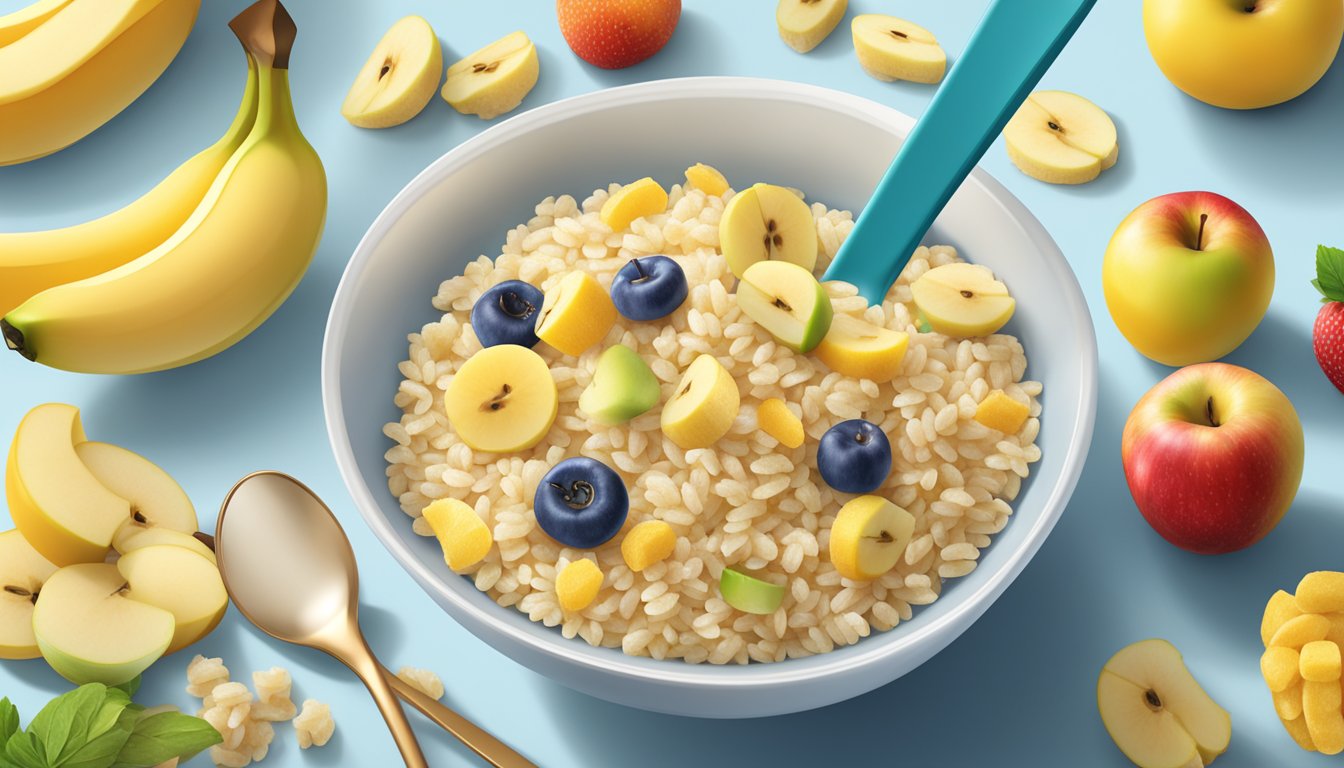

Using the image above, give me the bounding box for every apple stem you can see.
[1195,213,1208,251]
[1206,396,1219,428]
[193,531,217,552]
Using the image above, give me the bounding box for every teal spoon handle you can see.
[821,0,1096,304]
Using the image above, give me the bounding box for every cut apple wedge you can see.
[910,262,1015,338]
[118,544,228,654]
[33,563,174,685]
[851,14,946,84]
[7,403,130,566]
[661,354,740,450]
[1004,90,1118,185]
[814,314,909,382]
[1098,639,1231,768]
[736,260,833,353]
[720,183,818,278]
[115,527,216,565]
[776,0,847,53]
[441,30,538,120]
[342,15,443,129]
[76,440,198,552]
[0,529,58,660]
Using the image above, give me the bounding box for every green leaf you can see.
[2,731,45,768]
[0,699,18,751]
[60,722,133,768]
[27,684,107,765]
[111,712,221,768]
[107,679,139,702]
[1316,245,1344,303]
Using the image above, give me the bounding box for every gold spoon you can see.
[216,471,535,768]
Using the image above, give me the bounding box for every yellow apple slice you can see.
[75,441,198,552]
[600,177,668,231]
[736,260,833,352]
[342,15,443,128]
[910,262,1015,338]
[444,344,558,453]
[118,544,227,654]
[721,183,818,278]
[829,496,913,581]
[776,0,847,53]
[814,313,909,382]
[33,562,174,685]
[1004,90,1118,185]
[684,163,729,197]
[851,14,946,84]
[441,30,538,120]
[6,403,130,566]
[114,526,216,565]
[661,354,740,450]
[0,529,58,659]
[1098,639,1232,767]
[535,270,617,357]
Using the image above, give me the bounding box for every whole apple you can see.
[1103,191,1274,367]
[1122,363,1303,554]
[557,0,681,70]
[1143,0,1343,109]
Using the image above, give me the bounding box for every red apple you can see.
[1122,363,1303,554]
[1103,191,1274,366]
[557,0,681,69]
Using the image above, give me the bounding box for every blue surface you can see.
[0,0,1340,765]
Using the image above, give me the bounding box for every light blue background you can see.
[1,1,1341,765]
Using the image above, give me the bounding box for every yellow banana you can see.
[0,0,74,46]
[0,60,258,317]
[1,0,326,375]
[0,0,200,165]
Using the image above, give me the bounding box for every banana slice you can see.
[441,30,539,120]
[851,14,945,84]
[341,16,443,129]
[776,0,847,54]
[720,183,817,279]
[1004,90,1118,185]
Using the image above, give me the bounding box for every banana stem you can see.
[229,0,297,70]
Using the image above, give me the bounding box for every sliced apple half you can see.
[0,529,58,659]
[6,403,130,566]
[118,544,227,654]
[721,183,818,278]
[1097,639,1231,768]
[115,527,216,565]
[736,260,833,352]
[75,441,199,554]
[341,15,443,128]
[33,563,174,685]
[910,262,1015,338]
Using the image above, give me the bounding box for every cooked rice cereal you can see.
[294,700,335,749]
[396,666,446,700]
[385,179,1042,664]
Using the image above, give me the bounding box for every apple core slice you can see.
[118,544,228,654]
[33,562,174,685]
[910,262,1015,338]
[440,30,539,120]
[719,567,785,615]
[341,15,443,129]
[720,183,818,278]
[76,441,198,552]
[444,344,559,453]
[0,529,58,659]
[736,260,833,352]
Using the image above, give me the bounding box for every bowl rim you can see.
[322,76,1098,688]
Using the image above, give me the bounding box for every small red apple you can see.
[557,0,681,69]
[1122,363,1304,554]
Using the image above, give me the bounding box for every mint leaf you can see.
[111,712,221,768]
[108,679,139,701]
[1315,245,1344,303]
[0,699,18,751]
[2,731,45,768]
[61,721,134,768]
[27,683,107,764]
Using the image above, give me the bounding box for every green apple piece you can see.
[719,567,785,615]
[578,344,661,425]
[33,563,174,685]
[736,260,833,352]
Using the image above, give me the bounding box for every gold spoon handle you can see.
[381,664,537,768]
[344,647,429,768]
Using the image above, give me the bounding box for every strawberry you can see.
[557,0,681,70]
[1312,245,1344,395]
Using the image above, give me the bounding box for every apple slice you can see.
[115,527,216,565]
[814,313,909,382]
[910,262,1015,338]
[1003,90,1118,185]
[661,354,740,450]
[341,15,443,129]
[117,544,228,654]
[1098,639,1231,767]
[851,14,946,84]
[76,441,198,553]
[720,183,818,278]
[579,344,661,425]
[32,563,174,685]
[440,30,539,120]
[0,529,58,660]
[7,403,130,566]
[736,260,833,353]
[719,567,785,615]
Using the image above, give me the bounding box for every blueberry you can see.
[610,256,688,322]
[534,457,629,548]
[471,280,544,348]
[817,419,892,494]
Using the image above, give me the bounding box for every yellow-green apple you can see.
[33,563,174,685]
[117,544,228,653]
[1103,192,1273,366]
[1122,363,1303,554]
[1143,0,1343,109]
[115,527,217,565]
[1098,639,1231,767]
[0,529,58,659]
[76,441,199,552]
[736,260,833,353]
[6,403,130,565]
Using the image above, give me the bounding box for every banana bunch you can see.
[0,0,327,375]
[0,0,200,165]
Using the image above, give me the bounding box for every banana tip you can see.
[1,319,33,362]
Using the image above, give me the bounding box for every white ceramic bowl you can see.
[322,77,1097,719]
